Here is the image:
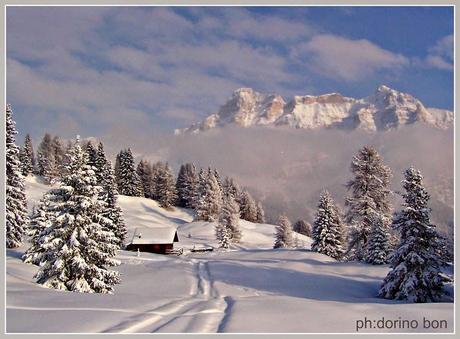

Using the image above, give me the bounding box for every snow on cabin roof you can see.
[131,227,179,245]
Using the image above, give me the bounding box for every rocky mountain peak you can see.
[175,86,453,134]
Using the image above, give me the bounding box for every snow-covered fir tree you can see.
[366,214,391,264]
[215,222,230,249]
[85,142,98,169]
[115,148,143,197]
[256,201,265,223]
[222,177,241,204]
[6,104,28,248]
[150,161,162,200]
[293,219,312,237]
[379,167,446,302]
[176,163,199,208]
[156,163,177,210]
[43,151,59,184]
[37,133,54,178]
[137,159,153,199]
[60,140,73,177]
[51,135,65,176]
[34,137,121,294]
[194,168,222,222]
[22,194,54,265]
[240,190,258,222]
[274,214,293,249]
[19,133,35,176]
[213,168,223,190]
[94,143,127,248]
[345,146,392,261]
[176,164,188,207]
[94,142,108,183]
[219,193,242,244]
[311,191,345,260]
[193,168,206,209]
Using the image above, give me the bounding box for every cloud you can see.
[423,34,453,71]
[8,7,307,137]
[425,55,453,71]
[6,7,451,141]
[429,34,453,60]
[220,8,314,42]
[293,34,409,81]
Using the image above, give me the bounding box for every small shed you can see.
[125,227,179,254]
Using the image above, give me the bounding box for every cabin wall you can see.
[126,243,173,254]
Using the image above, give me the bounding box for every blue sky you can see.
[6,6,453,141]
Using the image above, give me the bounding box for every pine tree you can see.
[219,193,242,244]
[85,141,98,169]
[222,177,241,200]
[293,219,312,237]
[60,140,73,177]
[51,135,65,176]
[35,133,63,182]
[6,104,28,248]
[194,168,222,222]
[137,160,153,198]
[19,133,35,176]
[94,142,108,183]
[43,151,58,184]
[22,194,54,265]
[214,168,223,190]
[115,148,142,197]
[176,164,187,207]
[95,143,127,247]
[156,163,177,210]
[215,223,230,249]
[379,167,446,302]
[150,161,163,200]
[274,214,293,249]
[176,163,199,208]
[34,137,121,294]
[366,214,391,264]
[311,191,345,260]
[345,146,392,261]
[240,190,258,222]
[256,201,266,223]
[193,168,206,211]
[37,133,52,175]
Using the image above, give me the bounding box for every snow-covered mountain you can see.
[176,85,453,134]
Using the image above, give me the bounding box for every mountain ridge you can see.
[176,85,453,134]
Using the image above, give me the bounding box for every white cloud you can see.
[220,8,314,42]
[425,55,453,71]
[8,7,308,139]
[293,34,409,81]
[429,34,453,60]
[424,34,453,71]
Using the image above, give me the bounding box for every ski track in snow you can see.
[102,260,228,333]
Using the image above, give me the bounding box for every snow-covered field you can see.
[6,177,454,333]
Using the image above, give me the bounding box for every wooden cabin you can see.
[126,227,179,254]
